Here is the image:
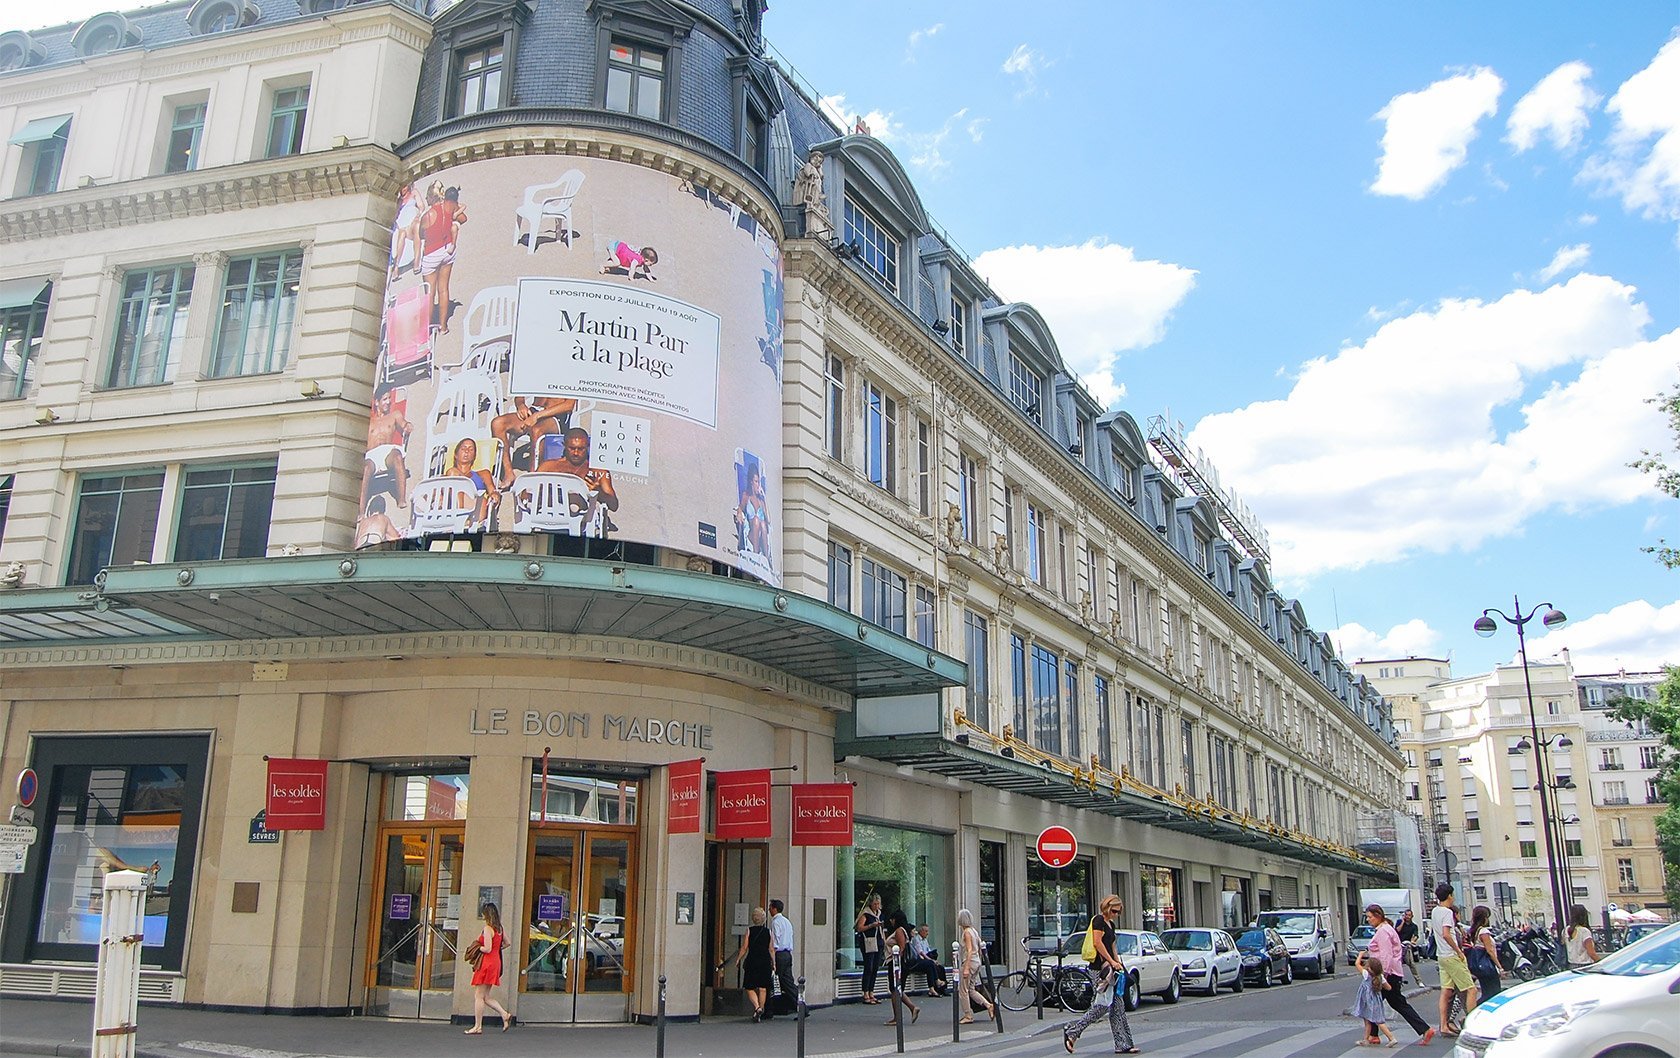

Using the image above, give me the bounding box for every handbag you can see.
[1466,943,1493,977]
[1081,918,1099,963]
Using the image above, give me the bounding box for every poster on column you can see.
[356,154,784,587]
[790,783,854,846]
[668,758,703,834]
[714,769,772,839]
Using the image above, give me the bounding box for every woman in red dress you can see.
[466,902,513,1034]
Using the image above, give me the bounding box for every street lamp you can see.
[1476,597,1568,931]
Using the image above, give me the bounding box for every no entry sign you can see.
[1036,825,1078,868]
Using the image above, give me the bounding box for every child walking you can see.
[1354,951,1397,1047]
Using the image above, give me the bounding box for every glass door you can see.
[522,828,636,1022]
[368,827,466,1019]
[703,842,766,1015]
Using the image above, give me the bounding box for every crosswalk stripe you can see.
[1229,1024,1358,1057]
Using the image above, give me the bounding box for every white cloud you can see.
[818,93,898,143]
[966,117,990,143]
[1002,44,1048,97]
[1506,61,1600,153]
[905,22,944,62]
[1579,35,1680,221]
[970,240,1197,408]
[1537,243,1591,282]
[1334,619,1443,661]
[1188,273,1677,578]
[1525,598,1680,672]
[1371,67,1504,199]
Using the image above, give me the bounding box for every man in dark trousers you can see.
[769,899,797,1016]
[1397,909,1421,985]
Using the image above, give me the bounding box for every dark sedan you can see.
[1234,926,1292,987]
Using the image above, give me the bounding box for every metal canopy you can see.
[0,553,964,698]
[838,733,1397,880]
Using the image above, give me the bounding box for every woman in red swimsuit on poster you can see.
[466,902,513,1034]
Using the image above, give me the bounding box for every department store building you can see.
[0,0,1403,1023]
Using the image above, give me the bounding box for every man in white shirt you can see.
[769,899,796,1015]
[905,923,949,995]
[1431,882,1477,1037]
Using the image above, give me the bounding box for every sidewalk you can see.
[0,996,1056,1058]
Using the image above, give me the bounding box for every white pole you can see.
[92,869,146,1058]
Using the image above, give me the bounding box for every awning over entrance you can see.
[0,552,963,698]
[836,730,1398,881]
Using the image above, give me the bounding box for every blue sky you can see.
[761,1,1680,677]
[11,0,1678,677]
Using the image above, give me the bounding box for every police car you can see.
[1451,921,1679,1058]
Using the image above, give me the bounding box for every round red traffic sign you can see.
[1035,825,1078,868]
[16,768,38,808]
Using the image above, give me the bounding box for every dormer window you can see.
[0,32,46,72]
[842,196,899,292]
[1008,353,1041,422]
[949,295,967,352]
[73,14,141,58]
[605,39,666,120]
[188,0,259,35]
[454,42,505,117]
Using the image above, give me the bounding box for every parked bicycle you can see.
[996,936,1095,1012]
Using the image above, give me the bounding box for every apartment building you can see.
[1361,657,1605,925]
[1579,671,1672,918]
[0,0,1402,1021]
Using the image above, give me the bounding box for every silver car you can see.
[1161,927,1245,995]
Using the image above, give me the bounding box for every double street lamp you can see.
[1475,597,1568,930]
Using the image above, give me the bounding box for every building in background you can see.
[1579,671,1672,921]
[1361,656,1607,927]
[1,0,1402,1021]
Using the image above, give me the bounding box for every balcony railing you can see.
[1599,762,1624,770]
[1647,794,1665,804]
[1603,796,1630,805]
[1618,885,1640,894]
[1611,838,1634,847]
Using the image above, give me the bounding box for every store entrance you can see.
[367,824,466,1019]
[520,826,636,1023]
[702,841,766,1016]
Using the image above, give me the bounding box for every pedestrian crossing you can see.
[969,1019,1432,1058]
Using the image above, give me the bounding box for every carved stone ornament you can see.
[794,150,832,238]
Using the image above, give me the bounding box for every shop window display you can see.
[834,822,951,971]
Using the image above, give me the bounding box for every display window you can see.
[1140,863,1183,935]
[1026,850,1092,945]
[3,735,210,971]
[834,822,952,971]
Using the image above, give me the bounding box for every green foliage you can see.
[1608,667,1680,909]
[1631,382,1680,568]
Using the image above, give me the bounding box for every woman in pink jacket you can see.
[1365,904,1435,1045]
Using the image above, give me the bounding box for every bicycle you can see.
[996,936,1095,1012]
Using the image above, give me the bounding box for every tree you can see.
[1631,381,1680,568]
[1608,667,1680,911]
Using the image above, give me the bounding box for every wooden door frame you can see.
[520,822,639,998]
[363,820,468,989]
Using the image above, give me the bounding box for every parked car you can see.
[1160,927,1244,995]
[1234,926,1292,986]
[1452,921,1680,1058]
[1622,921,1669,946]
[1078,929,1182,1010]
[1347,924,1375,965]
[1255,908,1337,978]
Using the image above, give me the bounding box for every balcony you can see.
[1618,885,1640,894]
[1599,762,1624,770]
[1603,797,1630,805]
[1611,838,1634,847]
[1647,795,1665,804]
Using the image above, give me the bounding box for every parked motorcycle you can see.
[1497,931,1536,981]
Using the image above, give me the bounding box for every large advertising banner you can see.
[357,155,784,586]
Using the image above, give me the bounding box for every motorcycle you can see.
[1498,931,1536,981]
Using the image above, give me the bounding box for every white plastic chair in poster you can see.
[462,286,517,376]
[514,170,585,254]
[409,476,478,535]
[510,472,603,535]
[424,372,501,473]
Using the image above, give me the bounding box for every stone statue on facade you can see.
[795,150,832,238]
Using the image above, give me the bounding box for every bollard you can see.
[656,974,667,1058]
[982,953,1004,1032]
[1035,951,1045,1021]
[889,945,905,1053]
[950,941,962,1042]
[93,869,146,1058]
[796,976,807,1058]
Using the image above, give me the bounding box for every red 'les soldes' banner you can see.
[668,759,704,834]
[714,769,772,839]
[266,757,330,831]
[790,783,854,846]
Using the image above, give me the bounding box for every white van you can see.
[1254,908,1336,978]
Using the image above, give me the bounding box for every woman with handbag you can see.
[955,907,996,1024]
[1061,895,1136,1055]
[464,902,513,1034]
[855,893,886,1004]
[882,909,921,1026]
[1467,905,1505,999]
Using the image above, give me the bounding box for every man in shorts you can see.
[1432,882,1476,1038]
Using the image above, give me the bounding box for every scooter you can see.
[1498,932,1536,981]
